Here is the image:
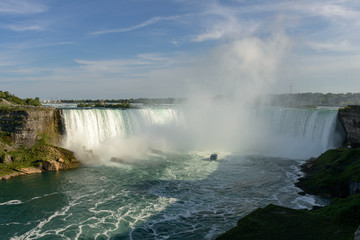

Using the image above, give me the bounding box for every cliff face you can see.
[0,107,79,179]
[0,107,62,146]
[338,106,360,148]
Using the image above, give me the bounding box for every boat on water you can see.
[210,154,218,160]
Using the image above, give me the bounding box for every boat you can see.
[210,154,218,160]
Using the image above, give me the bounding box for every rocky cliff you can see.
[338,106,360,148]
[0,106,79,180]
[0,107,62,146]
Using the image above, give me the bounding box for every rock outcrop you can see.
[296,148,360,198]
[355,226,360,240]
[0,106,79,180]
[1,145,80,180]
[338,106,360,148]
[350,181,360,195]
[0,107,63,146]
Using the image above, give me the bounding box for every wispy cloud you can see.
[0,0,47,15]
[192,19,258,42]
[42,42,74,47]
[309,3,360,19]
[90,16,179,35]
[307,40,359,52]
[74,53,181,74]
[190,2,259,42]
[6,24,44,31]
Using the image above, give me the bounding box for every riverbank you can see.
[1,93,80,180]
[0,140,80,181]
[216,147,360,239]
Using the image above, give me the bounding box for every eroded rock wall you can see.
[338,106,360,148]
[0,107,62,146]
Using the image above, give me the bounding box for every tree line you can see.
[0,91,41,106]
[265,93,360,107]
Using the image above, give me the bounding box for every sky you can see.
[0,0,360,100]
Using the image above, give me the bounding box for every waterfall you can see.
[250,108,344,158]
[61,107,344,161]
[62,108,181,147]
[61,108,184,162]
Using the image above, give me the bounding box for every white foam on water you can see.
[0,200,23,206]
[11,204,74,240]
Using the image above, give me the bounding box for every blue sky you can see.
[0,0,360,99]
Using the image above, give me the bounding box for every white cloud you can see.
[90,16,179,35]
[307,40,358,52]
[192,19,258,42]
[313,3,359,19]
[74,53,181,75]
[0,0,47,15]
[7,24,44,31]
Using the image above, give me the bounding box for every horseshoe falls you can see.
[61,107,343,160]
[0,107,344,240]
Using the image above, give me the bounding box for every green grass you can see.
[0,136,79,177]
[316,194,360,226]
[217,204,357,240]
[297,148,360,197]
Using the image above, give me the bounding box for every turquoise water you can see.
[1,107,340,239]
[1,152,324,239]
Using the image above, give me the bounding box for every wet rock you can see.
[355,226,360,240]
[110,157,126,163]
[149,148,163,154]
[42,160,59,171]
[1,173,22,180]
[20,167,42,174]
[2,175,11,180]
[3,154,12,164]
[338,107,360,147]
[349,181,360,195]
[311,205,323,210]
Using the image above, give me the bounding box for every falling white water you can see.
[61,107,344,162]
[249,108,344,159]
[61,108,183,162]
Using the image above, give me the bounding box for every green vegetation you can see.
[264,93,360,107]
[339,105,360,112]
[296,148,360,198]
[217,203,358,240]
[0,90,41,107]
[61,97,184,105]
[77,101,132,108]
[316,194,360,226]
[0,134,78,177]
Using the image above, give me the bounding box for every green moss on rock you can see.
[0,139,79,178]
[296,148,360,198]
